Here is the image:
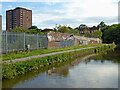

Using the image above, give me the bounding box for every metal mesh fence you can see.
[0,31,2,90]
[38,35,48,49]
[25,33,37,50]
[1,31,48,53]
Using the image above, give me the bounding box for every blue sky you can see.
[0,0,119,30]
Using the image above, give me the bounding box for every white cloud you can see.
[0,3,2,15]
[33,13,60,23]
[0,0,16,2]
[0,0,60,2]
[7,5,13,8]
[32,13,62,29]
[63,0,118,18]
[1,0,119,29]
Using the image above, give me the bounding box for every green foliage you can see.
[97,21,107,28]
[94,44,116,53]
[84,29,90,35]
[70,29,80,36]
[55,25,70,33]
[92,30,102,39]
[54,24,80,35]
[39,43,41,48]
[101,24,120,45]
[28,26,38,30]
[83,29,102,39]
[2,44,114,79]
[10,26,27,33]
[10,26,44,35]
[2,44,105,61]
[79,24,87,29]
[2,48,95,79]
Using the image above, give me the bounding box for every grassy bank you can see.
[2,44,115,79]
[94,43,116,53]
[2,44,104,61]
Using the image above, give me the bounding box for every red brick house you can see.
[79,27,101,34]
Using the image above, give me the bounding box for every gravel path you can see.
[2,46,97,64]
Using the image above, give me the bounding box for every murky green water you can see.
[2,48,120,88]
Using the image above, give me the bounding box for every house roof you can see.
[79,27,100,31]
[41,29,53,33]
[6,7,32,12]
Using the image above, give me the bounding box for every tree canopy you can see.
[28,26,38,30]
[10,26,44,34]
[83,29,102,39]
[101,24,120,45]
[55,25,70,33]
[79,24,87,29]
[97,21,107,28]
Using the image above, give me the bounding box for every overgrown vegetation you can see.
[2,44,115,79]
[2,44,104,61]
[9,21,104,37]
[94,42,116,53]
[84,29,102,39]
[9,26,45,34]
[2,48,96,79]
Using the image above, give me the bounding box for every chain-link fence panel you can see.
[1,31,48,53]
[25,33,37,50]
[38,34,47,49]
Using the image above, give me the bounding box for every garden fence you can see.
[1,31,48,53]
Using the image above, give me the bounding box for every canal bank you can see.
[2,43,115,80]
[2,44,119,88]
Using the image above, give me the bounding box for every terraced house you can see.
[79,27,101,34]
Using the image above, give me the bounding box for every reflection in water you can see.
[2,48,119,88]
[46,54,97,77]
[86,48,120,63]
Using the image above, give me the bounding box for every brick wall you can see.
[47,31,102,49]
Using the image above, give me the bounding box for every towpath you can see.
[2,46,97,64]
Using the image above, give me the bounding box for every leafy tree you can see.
[74,27,79,30]
[70,29,79,35]
[28,26,38,30]
[102,24,120,45]
[79,24,87,29]
[97,21,107,28]
[68,26,73,30]
[10,26,44,34]
[92,30,102,39]
[92,26,97,28]
[10,26,28,33]
[55,25,70,33]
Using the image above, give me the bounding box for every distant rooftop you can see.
[6,7,32,12]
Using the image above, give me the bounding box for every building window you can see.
[80,31,83,33]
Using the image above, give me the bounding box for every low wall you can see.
[47,31,102,49]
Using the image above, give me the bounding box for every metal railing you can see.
[1,31,48,53]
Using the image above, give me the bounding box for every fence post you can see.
[46,34,48,49]
[5,31,7,53]
[23,33,25,51]
[36,34,38,50]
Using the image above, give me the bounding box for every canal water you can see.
[2,48,120,88]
